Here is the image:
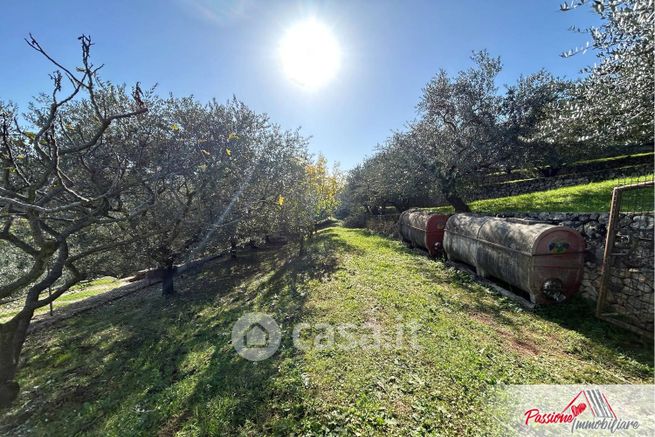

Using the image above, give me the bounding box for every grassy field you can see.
[433,175,654,214]
[0,228,652,435]
[0,277,126,323]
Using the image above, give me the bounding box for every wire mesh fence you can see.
[596,177,654,338]
[610,173,655,212]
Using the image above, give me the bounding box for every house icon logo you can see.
[562,389,616,419]
[231,313,281,361]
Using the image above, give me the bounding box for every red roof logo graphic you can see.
[561,389,617,419]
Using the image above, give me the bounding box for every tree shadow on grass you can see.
[536,296,653,355]
[447,271,654,374]
[0,228,359,435]
[374,232,653,378]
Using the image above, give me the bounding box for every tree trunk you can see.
[538,167,560,177]
[440,178,471,213]
[161,265,176,297]
[298,236,305,255]
[0,311,33,408]
[446,194,471,213]
[230,241,237,259]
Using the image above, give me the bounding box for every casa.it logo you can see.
[524,389,640,433]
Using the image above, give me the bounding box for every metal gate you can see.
[596,179,654,337]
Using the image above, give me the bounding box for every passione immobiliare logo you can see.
[523,388,640,433]
[495,385,654,436]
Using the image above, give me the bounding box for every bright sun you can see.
[278,18,341,90]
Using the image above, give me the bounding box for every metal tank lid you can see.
[402,210,447,227]
[446,213,584,256]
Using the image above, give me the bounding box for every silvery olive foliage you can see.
[0,35,151,406]
[118,95,317,294]
[0,36,323,405]
[338,137,440,219]
[555,0,654,145]
[342,1,653,217]
[341,52,564,214]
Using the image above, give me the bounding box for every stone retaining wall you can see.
[484,149,653,184]
[423,164,651,208]
[467,164,652,202]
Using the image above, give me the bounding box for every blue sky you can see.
[0,0,600,169]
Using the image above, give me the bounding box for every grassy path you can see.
[1,228,652,435]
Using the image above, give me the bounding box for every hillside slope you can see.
[1,228,652,435]
[433,175,654,213]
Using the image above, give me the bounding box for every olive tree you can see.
[556,0,653,145]
[415,51,505,211]
[0,36,149,407]
[336,163,371,219]
[121,98,316,295]
[341,52,571,214]
[501,71,573,176]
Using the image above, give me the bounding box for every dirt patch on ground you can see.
[157,411,191,437]
[469,312,540,356]
[392,398,413,418]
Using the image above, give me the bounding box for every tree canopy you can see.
[0,36,340,407]
[340,1,653,216]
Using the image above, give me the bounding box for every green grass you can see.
[0,277,125,323]
[572,151,653,165]
[1,228,651,435]
[432,175,654,214]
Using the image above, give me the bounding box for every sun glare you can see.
[278,18,341,90]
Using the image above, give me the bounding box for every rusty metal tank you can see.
[443,214,585,304]
[398,210,449,257]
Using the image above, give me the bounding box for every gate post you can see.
[595,186,622,318]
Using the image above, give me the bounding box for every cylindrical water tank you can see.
[443,214,585,304]
[398,210,449,257]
